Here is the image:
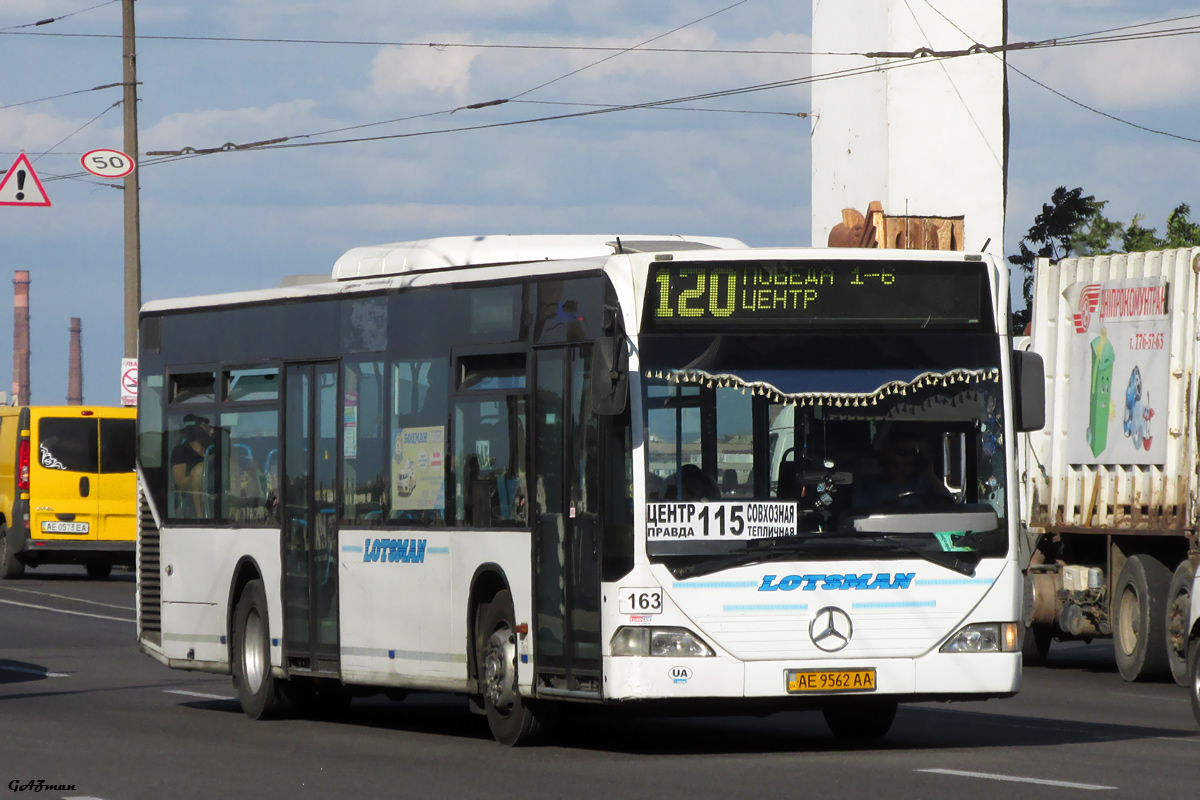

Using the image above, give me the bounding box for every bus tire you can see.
[1021,623,1053,667]
[1188,637,1200,727]
[0,527,24,579]
[823,701,898,740]
[479,589,543,746]
[232,579,284,720]
[1166,561,1195,687]
[1114,554,1171,681]
[86,562,112,580]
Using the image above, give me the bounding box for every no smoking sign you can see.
[120,358,138,406]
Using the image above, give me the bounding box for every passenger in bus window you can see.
[677,463,721,502]
[171,414,213,517]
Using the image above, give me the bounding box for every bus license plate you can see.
[786,668,876,694]
[41,521,89,534]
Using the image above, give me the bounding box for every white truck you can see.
[1022,247,1200,699]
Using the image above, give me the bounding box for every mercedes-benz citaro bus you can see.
[135,235,1044,745]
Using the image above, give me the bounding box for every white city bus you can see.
[136,234,1044,745]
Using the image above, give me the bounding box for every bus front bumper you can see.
[601,653,1021,701]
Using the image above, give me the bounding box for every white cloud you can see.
[141,100,321,152]
[369,42,478,100]
[1016,34,1200,110]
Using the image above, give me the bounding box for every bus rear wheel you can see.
[823,701,898,740]
[232,579,285,720]
[479,590,544,746]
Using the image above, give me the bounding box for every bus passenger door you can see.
[534,346,602,695]
[283,363,341,675]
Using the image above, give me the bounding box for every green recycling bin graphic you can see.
[1086,328,1115,457]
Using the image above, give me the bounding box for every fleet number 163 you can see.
[619,588,663,614]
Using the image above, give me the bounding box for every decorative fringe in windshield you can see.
[645,367,1000,408]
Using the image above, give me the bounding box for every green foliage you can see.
[1121,214,1163,253]
[1009,193,1200,331]
[1165,203,1200,248]
[1008,187,1105,330]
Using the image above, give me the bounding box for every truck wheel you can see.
[0,527,24,579]
[1113,554,1171,681]
[479,589,545,746]
[1188,637,1200,727]
[232,579,285,720]
[1166,561,1195,686]
[823,701,898,740]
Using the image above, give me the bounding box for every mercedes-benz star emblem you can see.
[809,606,853,652]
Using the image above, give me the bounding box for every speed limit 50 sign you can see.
[82,149,136,179]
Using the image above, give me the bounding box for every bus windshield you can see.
[641,332,1007,568]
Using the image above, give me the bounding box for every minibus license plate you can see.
[786,668,876,693]
[41,521,89,534]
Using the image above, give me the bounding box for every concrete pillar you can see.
[811,1,1008,262]
[12,270,30,406]
[68,317,83,405]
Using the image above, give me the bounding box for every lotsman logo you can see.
[1073,283,1101,333]
[758,573,915,591]
[363,538,427,564]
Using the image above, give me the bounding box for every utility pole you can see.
[122,0,141,360]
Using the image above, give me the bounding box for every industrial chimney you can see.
[12,270,30,406]
[67,317,82,405]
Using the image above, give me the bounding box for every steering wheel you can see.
[888,489,957,508]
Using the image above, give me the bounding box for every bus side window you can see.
[453,396,528,529]
[389,358,449,527]
[219,410,278,525]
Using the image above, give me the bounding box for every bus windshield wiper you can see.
[862,536,980,576]
[666,535,854,579]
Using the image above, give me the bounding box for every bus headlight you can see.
[610,626,714,657]
[940,622,1020,653]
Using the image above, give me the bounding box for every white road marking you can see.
[1157,736,1200,743]
[0,585,135,611]
[164,689,235,701]
[0,597,134,623]
[0,665,69,678]
[1113,691,1188,703]
[918,769,1116,790]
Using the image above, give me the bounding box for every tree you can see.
[1008,187,1105,331]
[1009,195,1200,332]
[1164,203,1200,249]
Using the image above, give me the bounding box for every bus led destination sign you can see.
[647,260,988,329]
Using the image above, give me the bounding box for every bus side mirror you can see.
[591,336,629,415]
[1013,350,1046,432]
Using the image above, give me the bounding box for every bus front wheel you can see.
[232,579,284,720]
[823,701,898,740]
[479,589,544,746]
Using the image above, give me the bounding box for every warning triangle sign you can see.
[0,153,51,207]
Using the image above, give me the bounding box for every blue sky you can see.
[1,0,1197,404]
